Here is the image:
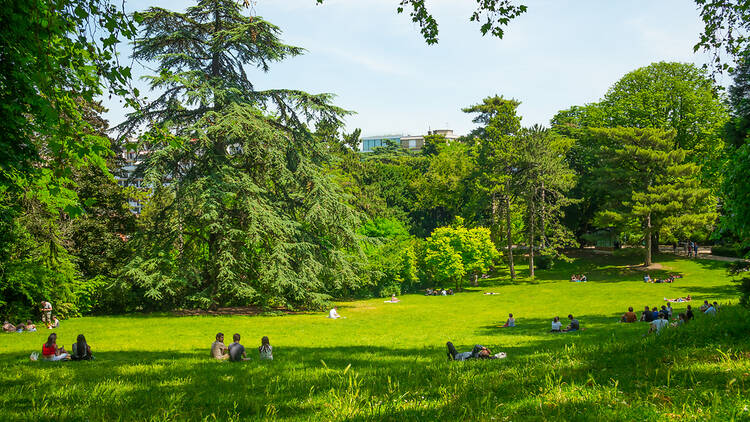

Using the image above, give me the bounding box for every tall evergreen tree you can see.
[593,128,716,266]
[463,96,523,279]
[121,0,361,309]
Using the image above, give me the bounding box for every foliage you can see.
[592,128,717,265]
[423,217,499,290]
[359,218,418,297]
[695,0,750,72]
[120,0,361,310]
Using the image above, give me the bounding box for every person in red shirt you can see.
[42,333,69,361]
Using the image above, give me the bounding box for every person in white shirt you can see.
[551,316,562,332]
[704,304,717,315]
[328,307,343,319]
[649,315,669,334]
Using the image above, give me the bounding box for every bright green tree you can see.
[122,0,361,309]
[424,218,499,290]
[592,128,717,266]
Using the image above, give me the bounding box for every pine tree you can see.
[463,96,522,279]
[593,128,716,266]
[121,0,361,309]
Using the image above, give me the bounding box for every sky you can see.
[102,0,723,138]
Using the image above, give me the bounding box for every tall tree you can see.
[515,125,576,277]
[592,128,716,266]
[463,96,523,279]
[122,0,361,309]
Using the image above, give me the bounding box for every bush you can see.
[535,255,554,270]
[711,245,749,258]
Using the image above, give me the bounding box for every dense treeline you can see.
[2,0,750,319]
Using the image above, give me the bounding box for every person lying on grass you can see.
[563,314,580,332]
[25,320,36,332]
[501,313,515,327]
[551,316,562,332]
[620,307,637,323]
[445,342,505,361]
[14,322,26,332]
[42,333,70,361]
[211,332,229,360]
[665,295,691,303]
[71,334,93,361]
[258,336,273,360]
[2,321,15,333]
[228,333,250,362]
[384,295,400,303]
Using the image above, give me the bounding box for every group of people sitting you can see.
[498,313,581,332]
[3,320,39,333]
[31,333,93,361]
[425,288,454,296]
[618,299,719,334]
[570,274,588,282]
[643,274,680,283]
[211,333,273,361]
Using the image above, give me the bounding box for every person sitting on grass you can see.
[25,320,36,332]
[2,321,16,333]
[651,307,659,321]
[211,332,229,360]
[671,313,687,327]
[425,288,433,296]
[580,274,588,282]
[551,316,562,332]
[384,295,400,303]
[666,303,673,319]
[704,302,717,316]
[447,289,454,295]
[71,334,93,361]
[258,336,273,360]
[328,307,344,319]
[42,333,69,361]
[500,313,515,328]
[648,314,668,334]
[51,316,60,328]
[563,314,580,332]
[621,307,637,323]
[641,306,654,322]
[699,300,710,312]
[570,275,579,282]
[228,333,249,362]
[686,305,694,321]
[446,342,505,361]
[644,274,651,283]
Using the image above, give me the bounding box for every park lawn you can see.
[1,252,749,421]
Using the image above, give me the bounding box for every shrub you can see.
[711,245,749,258]
[535,255,554,270]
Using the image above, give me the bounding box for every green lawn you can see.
[1,253,749,421]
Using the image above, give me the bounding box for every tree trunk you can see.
[645,213,652,266]
[472,273,478,286]
[505,195,516,279]
[491,192,500,246]
[540,183,546,249]
[529,198,535,278]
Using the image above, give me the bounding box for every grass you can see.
[1,252,749,421]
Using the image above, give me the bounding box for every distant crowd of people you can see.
[3,300,60,334]
[570,274,587,282]
[643,273,681,283]
[425,288,454,296]
[210,333,273,361]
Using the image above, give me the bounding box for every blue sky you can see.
[103,0,722,138]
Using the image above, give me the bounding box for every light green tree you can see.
[424,218,499,290]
